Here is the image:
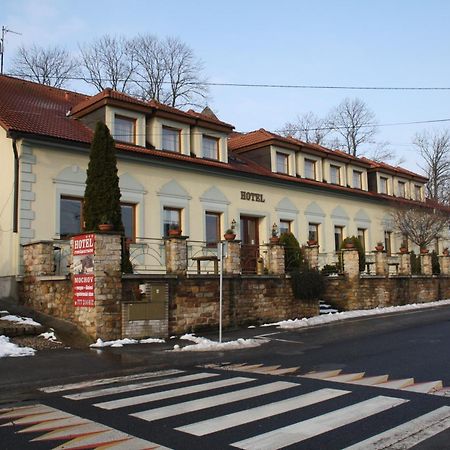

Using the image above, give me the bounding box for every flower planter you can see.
[399,247,408,254]
[344,242,354,249]
[307,239,318,246]
[224,233,236,241]
[420,248,429,254]
[270,236,280,244]
[375,245,384,252]
[168,228,181,237]
[98,223,113,232]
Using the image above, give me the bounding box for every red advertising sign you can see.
[72,234,95,307]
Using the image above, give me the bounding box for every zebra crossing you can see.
[2,368,450,449]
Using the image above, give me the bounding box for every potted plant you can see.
[168,224,181,236]
[375,242,384,252]
[443,248,449,256]
[307,239,318,246]
[98,215,113,232]
[420,245,429,254]
[224,228,236,241]
[270,222,280,244]
[399,241,408,254]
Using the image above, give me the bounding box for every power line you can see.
[6,71,450,91]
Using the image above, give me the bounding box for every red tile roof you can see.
[0,75,428,204]
[361,157,428,181]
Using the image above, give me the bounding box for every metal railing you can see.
[129,237,166,274]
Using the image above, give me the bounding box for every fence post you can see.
[268,242,285,275]
[342,248,359,280]
[375,250,387,276]
[420,252,432,276]
[165,236,188,275]
[399,253,411,276]
[224,241,241,275]
[304,244,319,270]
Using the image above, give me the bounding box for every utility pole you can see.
[1,26,21,74]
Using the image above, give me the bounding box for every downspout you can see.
[12,139,19,233]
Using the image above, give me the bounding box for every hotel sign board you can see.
[72,234,95,307]
[240,191,266,203]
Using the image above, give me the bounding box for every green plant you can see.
[225,228,235,234]
[290,269,324,300]
[321,264,339,275]
[431,250,441,274]
[83,122,132,273]
[279,232,306,272]
[341,236,365,272]
[410,251,421,275]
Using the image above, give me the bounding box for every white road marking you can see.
[132,381,296,422]
[231,395,408,450]
[349,375,389,386]
[302,369,342,379]
[177,388,350,436]
[325,373,365,383]
[343,406,450,449]
[375,378,415,389]
[64,372,218,400]
[94,376,255,410]
[402,380,443,393]
[40,369,182,393]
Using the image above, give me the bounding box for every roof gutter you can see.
[12,139,19,233]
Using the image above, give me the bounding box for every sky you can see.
[2,0,450,172]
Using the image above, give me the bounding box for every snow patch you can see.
[39,330,61,343]
[0,315,41,327]
[90,337,165,348]
[0,335,36,358]
[174,333,266,352]
[269,299,450,329]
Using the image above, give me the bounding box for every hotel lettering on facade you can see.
[0,75,444,291]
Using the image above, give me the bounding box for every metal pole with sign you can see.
[218,241,224,343]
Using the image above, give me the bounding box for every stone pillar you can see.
[224,241,241,275]
[375,251,387,276]
[22,241,55,276]
[420,253,432,275]
[343,248,360,280]
[440,255,450,275]
[399,253,411,276]
[304,244,319,270]
[93,233,122,340]
[268,243,285,275]
[165,236,188,274]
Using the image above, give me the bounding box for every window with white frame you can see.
[357,228,366,251]
[163,207,182,235]
[202,136,219,160]
[398,181,406,197]
[353,170,362,189]
[59,196,136,241]
[309,223,319,243]
[379,176,388,194]
[162,126,181,152]
[305,159,316,179]
[279,219,291,235]
[330,165,340,184]
[384,230,392,256]
[276,152,289,174]
[114,115,136,144]
[334,225,344,251]
[205,211,221,244]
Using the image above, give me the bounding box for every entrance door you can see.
[240,216,259,273]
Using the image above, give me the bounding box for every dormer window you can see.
[330,165,340,185]
[305,159,316,180]
[414,184,422,200]
[353,170,362,189]
[114,115,136,144]
[276,152,289,174]
[162,126,181,152]
[398,181,406,197]
[202,135,219,160]
[379,176,388,194]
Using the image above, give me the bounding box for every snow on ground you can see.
[269,299,450,329]
[0,314,41,327]
[39,330,61,343]
[90,337,165,348]
[173,333,266,352]
[0,335,36,358]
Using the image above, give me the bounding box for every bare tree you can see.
[326,98,378,156]
[79,35,135,93]
[12,44,77,88]
[131,35,208,108]
[391,205,448,249]
[413,129,450,204]
[368,141,405,166]
[279,111,330,145]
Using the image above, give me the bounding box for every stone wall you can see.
[324,275,450,311]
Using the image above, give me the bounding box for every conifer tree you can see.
[83,122,132,272]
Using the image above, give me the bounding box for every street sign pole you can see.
[218,241,224,343]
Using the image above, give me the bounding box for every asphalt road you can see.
[1,305,450,449]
